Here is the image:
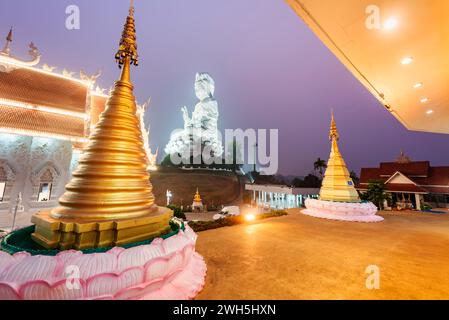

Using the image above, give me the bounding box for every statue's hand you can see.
[182,106,191,125]
[181,106,188,117]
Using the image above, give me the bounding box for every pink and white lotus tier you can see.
[0,226,206,300]
[303,199,384,223]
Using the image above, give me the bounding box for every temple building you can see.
[357,152,449,210]
[0,29,155,228]
[246,184,319,210]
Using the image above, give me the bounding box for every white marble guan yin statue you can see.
[165,73,224,161]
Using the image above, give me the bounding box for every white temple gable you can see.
[385,171,418,185]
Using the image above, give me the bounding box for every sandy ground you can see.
[195,209,449,300]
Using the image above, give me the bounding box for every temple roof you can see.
[0,104,85,141]
[0,67,89,113]
[379,161,430,177]
[0,28,119,143]
[358,162,449,195]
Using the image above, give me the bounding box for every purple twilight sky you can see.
[1,0,449,176]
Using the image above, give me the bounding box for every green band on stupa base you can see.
[0,222,185,256]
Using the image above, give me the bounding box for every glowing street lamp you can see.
[383,18,398,31]
[166,190,173,206]
[244,214,256,222]
[401,56,414,65]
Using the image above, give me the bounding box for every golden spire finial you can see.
[2,27,13,55]
[329,109,339,141]
[396,149,411,164]
[130,0,135,15]
[6,27,12,42]
[115,0,138,69]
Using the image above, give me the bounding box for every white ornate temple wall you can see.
[0,133,74,229]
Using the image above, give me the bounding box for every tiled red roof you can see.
[379,161,430,177]
[0,104,85,139]
[359,168,384,184]
[419,167,449,186]
[383,184,428,194]
[425,186,449,194]
[0,68,88,112]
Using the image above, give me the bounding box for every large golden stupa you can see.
[319,112,361,203]
[31,3,172,250]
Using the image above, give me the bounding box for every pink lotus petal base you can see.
[303,199,384,223]
[0,226,207,300]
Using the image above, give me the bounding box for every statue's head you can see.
[195,73,215,100]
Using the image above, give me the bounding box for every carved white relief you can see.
[0,160,16,181]
[137,99,158,170]
[53,141,72,166]
[31,162,60,187]
[0,134,30,171]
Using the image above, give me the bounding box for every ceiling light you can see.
[426,110,433,115]
[413,83,423,89]
[420,98,429,103]
[383,18,398,30]
[401,57,413,65]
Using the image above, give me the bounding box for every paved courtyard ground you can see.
[195,209,449,300]
[185,212,217,222]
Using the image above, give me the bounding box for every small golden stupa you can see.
[319,112,361,203]
[192,188,204,212]
[193,188,202,203]
[31,2,172,250]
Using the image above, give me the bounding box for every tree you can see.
[252,172,286,185]
[225,138,243,171]
[314,158,327,178]
[302,174,322,188]
[350,171,360,185]
[360,180,391,210]
[167,205,187,220]
[292,177,303,188]
[161,154,177,167]
[292,174,321,188]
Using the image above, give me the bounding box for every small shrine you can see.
[192,188,204,212]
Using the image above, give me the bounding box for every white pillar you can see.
[415,194,422,211]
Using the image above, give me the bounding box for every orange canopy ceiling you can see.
[287,0,449,134]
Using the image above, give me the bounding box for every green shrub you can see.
[260,210,288,218]
[188,209,288,232]
[167,205,187,220]
[207,205,219,212]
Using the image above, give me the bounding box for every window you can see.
[0,181,5,202]
[38,182,52,202]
